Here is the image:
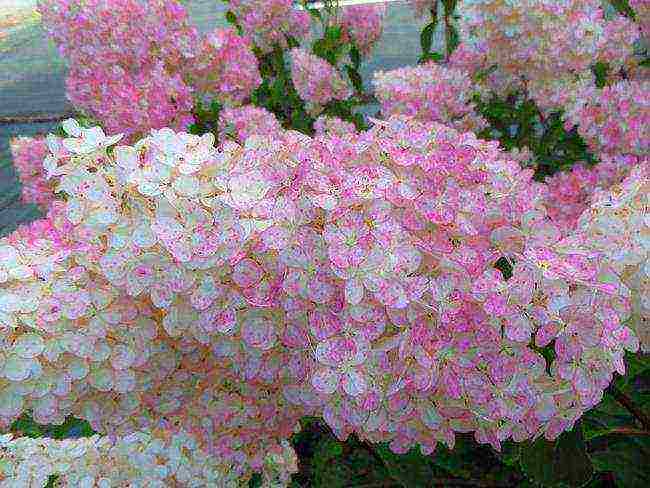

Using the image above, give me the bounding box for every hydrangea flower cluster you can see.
[38,0,198,140]
[220,105,283,143]
[227,0,311,53]
[630,0,650,41]
[457,0,640,110]
[572,163,649,352]
[0,430,297,487]
[9,137,54,211]
[290,48,352,110]
[409,0,436,18]
[373,63,488,133]
[562,79,650,158]
[314,115,357,138]
[1,117,644,485]
[339,3,387,56]
[65,62,195,141]
[542,154,639,233]
[38,0,197,71]
[190,28,262,106]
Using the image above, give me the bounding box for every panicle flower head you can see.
[543,154,638,233]
[220,106,283,143]
[290,48,352,108]
[190,28,262,107]
[409,0,436,19]
[10,136,57,211]
[39,0,198,141]
[314,116,357,138]
[38,0,197,72]
[630,0,650,41]
[0,116,645,478]
[66,63,194,141]
[373,63,488,132]
[339,3,387,56]
[563,79,650,158]
[227,0,311,53]
[457,0,641,109]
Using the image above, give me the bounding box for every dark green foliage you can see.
[45,475,59,488]
[10,414,95,439]
[593,62,611,89]
[519,428,594,487]
[609,0,637,18]
[419,22,436,60]
[590,436,650,488]
[494,256,513,280]
[475,94,595,179]
[189,99,222,138]
[224,10,244,36]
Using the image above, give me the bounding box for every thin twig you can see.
[0,112,75,125]
[607,383,650,430]
[353,477,518,487]
[604,428,650,437]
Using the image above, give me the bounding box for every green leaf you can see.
[593,62,610,88]
[345,65,363,93]
[419,51,445,64]
[10,414,44,438]
[608,0,636,19]
[442,0,458,13]
[420,22,436,55]
[350,46,361,70]
[45,475,59,488]
[376,444,438,487]
[270,78,285,104]
[591,436,650,488]
[619,351,650,384]
[312,39,328,60]
[325,25,342,44]
[225,10,237,26]
[519,427,593,487]
[307,7,322,21]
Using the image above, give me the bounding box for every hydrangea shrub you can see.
[2,0,649,486]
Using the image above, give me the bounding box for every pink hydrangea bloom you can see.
[340,3,387,56]
[66,63,194,141]
[220,105,282,143]
[10,136,57,211]
[314,116,357,138]
[0,431,298,486]
[543,154,637,233]
[1,117,642,467]
[227,0,311,53]
[630,0,650,40]
[39,0,197,140]
[573,162,649,351]
[190,28,262,106]
[38,0,197,71]
[373,62,488,132]
[290,48,352,108]
[409,0,436,18]
[563,79,650,158]
[457,0,641,109]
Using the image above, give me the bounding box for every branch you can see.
[355,478,518,488]
[606,428,650,436]
[607,384,650,430]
